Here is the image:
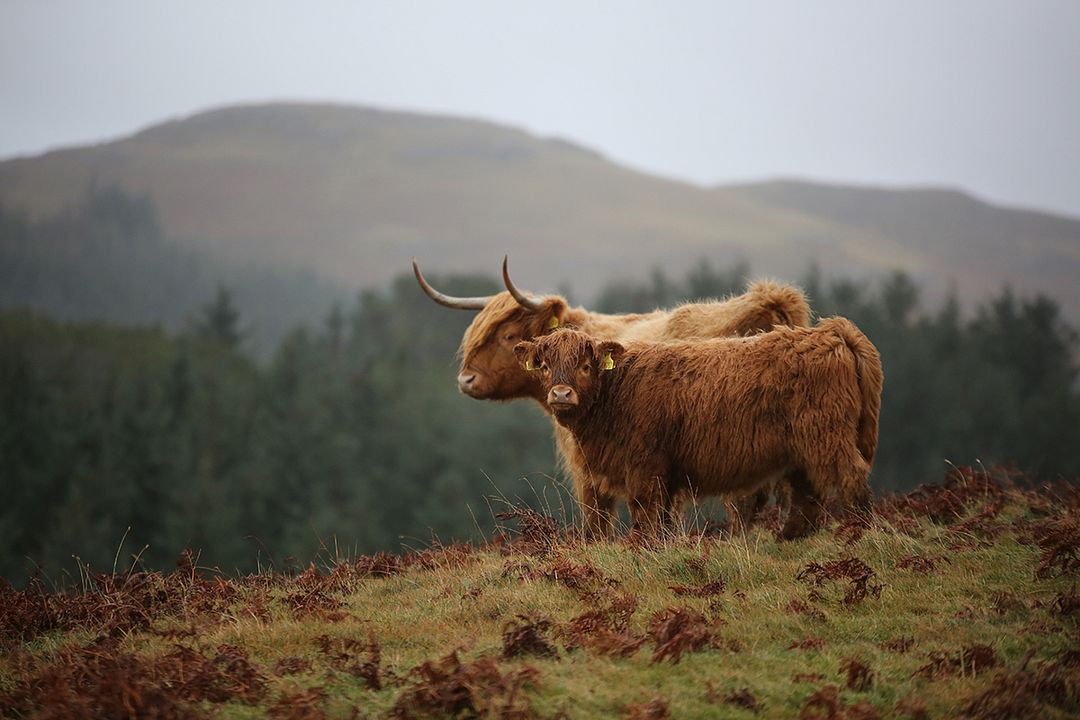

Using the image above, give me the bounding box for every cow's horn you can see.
[412,258,494,310]
[502,255,545,312]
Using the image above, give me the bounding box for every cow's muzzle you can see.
[547,385,579,409]
[458,370,483,397]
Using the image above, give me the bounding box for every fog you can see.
[2,0,1078,215]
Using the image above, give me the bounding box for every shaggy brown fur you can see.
[452,281,812,537]
[514,320,883,539]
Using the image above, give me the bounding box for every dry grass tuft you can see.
[314,633,382,689]
[558,594,645,658]
[501,614,558,659]
[624,697,670,720]
[787,598,828,622]
[647,607,719,664]
[797,557,883,605]
[789,637,826,651]
[913,644,999,679]
[896,554,950,574]
[879,636,915,654]
[390,651,539,719]
[268,687,328,720]
[962,647,1080,719]
[839,657,874,691]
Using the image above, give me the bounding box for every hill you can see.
[2,468,1077,718]
[2,102,1078,320]
[730,179,1080,324]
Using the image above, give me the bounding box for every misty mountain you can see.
[0,185,346,356]
[1,102,1078,320]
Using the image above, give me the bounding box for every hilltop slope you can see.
[1,102,1078,318]
[2,468,1078,718]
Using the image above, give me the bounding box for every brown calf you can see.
[514,321,883,539]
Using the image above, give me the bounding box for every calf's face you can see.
[514,330,624,418]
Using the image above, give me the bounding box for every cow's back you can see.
[661,281,810,341]
[586,326,859,495]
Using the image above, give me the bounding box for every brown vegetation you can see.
[797,557,883,605]
[799,684,879,719]
[557,595,644,658]
[390,651,539,720]
[962,647,1080,719]
[501,615,558,660]
[647,607,721,664]
[624,697,671,720]
[913,645,1000,679]
[839,657,874,691]
[896,554,950,574]
[315,634,382,689]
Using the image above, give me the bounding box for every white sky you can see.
[2,1,1079,216]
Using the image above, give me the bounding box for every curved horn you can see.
[502,255,545,312]
[412,258,494,310]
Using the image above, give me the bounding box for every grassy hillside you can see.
[3,467,1077,718]
[2,102,1077,320]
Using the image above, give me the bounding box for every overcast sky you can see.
[2,1,1078,216]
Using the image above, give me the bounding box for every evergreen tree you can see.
[196,286,244,349]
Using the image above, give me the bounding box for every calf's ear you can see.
[513,341,540,371]
[596,341,626,371]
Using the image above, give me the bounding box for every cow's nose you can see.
[457,372,477,390]
[548,385,578,406]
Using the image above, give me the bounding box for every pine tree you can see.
[196,286,243,349]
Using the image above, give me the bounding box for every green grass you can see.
[1,494,1077,719]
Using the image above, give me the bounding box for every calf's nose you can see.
[548,385,578,406]
[457,372,477,390]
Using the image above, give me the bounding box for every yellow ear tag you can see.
[601,352,615,371]
[524,357,536,371]
[547,316,560,330]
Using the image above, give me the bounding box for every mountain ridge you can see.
[1,101,1077,320]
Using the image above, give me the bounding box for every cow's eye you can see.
[580,363,591,373]
[503,332,517,342]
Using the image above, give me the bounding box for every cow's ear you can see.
[596,341,626,371]
[514,341,540,371]
[542,297,569,332]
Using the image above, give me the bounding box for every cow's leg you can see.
[726,487,769,535]
[780,469,823,540]
[831,448,873,521]
[775,478,793,523]
[554,423,615,539]
[579,480,616,540]
[627,472,669,541]
[660,488,685,533]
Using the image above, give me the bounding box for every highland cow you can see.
[414,257,811,536]
[513,321,882,539]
